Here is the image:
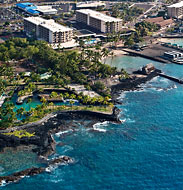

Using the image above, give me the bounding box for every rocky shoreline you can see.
[0,107,121,157]
[111,68,161,101]
[0,69,160,156]
[0,65,160,186]
[0,107,121,187]
[0,155,73,186]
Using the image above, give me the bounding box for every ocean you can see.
[1,55,183,190]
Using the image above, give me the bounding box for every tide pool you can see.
[1,56,183,190]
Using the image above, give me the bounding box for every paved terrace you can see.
[123,43,183,63]
[67,84,100,98]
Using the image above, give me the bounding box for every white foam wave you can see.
[93,121,109,127]
[93,127,106,132]
[93,121,109,132]
[157,88,163,91]
[120,119,126,123]
[62,145,73,153]
[118,92,127,99]
[0,180,6,187]
[150,76,159,82]
[159,77,169,83]
[45,156,74,173]
[45,165,58,173]
[48,178,63,183]
[125,118,135,123]
[55,129,73,137]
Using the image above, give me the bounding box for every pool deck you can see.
[67,84,100,98]
[0,96,6,107]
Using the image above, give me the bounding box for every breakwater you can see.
[159,73,183,84]
[162,35,183,38]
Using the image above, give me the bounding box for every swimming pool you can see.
[85,39,97,45]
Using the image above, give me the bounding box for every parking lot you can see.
[0,7,22,23]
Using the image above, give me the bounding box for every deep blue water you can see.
[2,56,183,189]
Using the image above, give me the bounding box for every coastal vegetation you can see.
[135,21,160,36]
[111,3,144,22]
[0,37,126,130]
[3,130,35,138]
[123,21,160,47]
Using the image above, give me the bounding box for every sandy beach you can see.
[111,49,129,56]
[158,38,170,43]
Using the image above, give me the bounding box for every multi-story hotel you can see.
[76,9,122,33]
[24,17,73,43]
[167,1,183,18]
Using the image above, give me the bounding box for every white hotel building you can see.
[24,17,73,44]
[76,9,122,33]
[167,1,183,18]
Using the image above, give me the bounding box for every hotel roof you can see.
[16,3,40,15]
[168,1,183,8]
[36,6,57,13]
[76,1,105,8]
[76,9,122,22]
[26,9,39,14]
[40,20,73,32]
[16,2,34,9]
[24,17,73,32]
[16,3,57,15]
[24,17,45,25]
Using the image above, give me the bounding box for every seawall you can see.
[123,49,169,63]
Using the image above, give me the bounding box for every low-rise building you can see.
[16,3,57,15]
[76,9,122,33]
[76,1,105,10]
[145,17,173,30]
[36,6,57,15]
[24,17,73,44]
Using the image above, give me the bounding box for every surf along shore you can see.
[0,63,161,186]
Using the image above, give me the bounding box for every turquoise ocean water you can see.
[2,51,183,189]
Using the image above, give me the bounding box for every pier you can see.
[159,73,183,84]
[123,43,183,64]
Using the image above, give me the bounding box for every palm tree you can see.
[48,102,54,110]
[70,93,76,100]
[50,91,58,98]
[69,100,75,109]
[64,92,70,99]
[16,107,25,119]
[26,98,32,111]
[110,51,115,65]
[40,97,47,107]
[101,48,109,64]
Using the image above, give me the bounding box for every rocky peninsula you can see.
[0,155,73,186]
[0,64,160,186]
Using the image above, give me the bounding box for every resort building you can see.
[167,1,183,18]
[145,17,174,30]
[76,9,122,33]
[36,6,57,15]
[76,1,105,10]
[24,17,73,44]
